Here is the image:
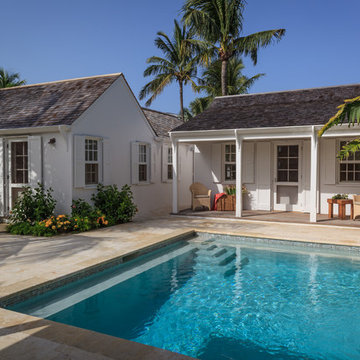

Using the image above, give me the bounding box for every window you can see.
[224,144,236,181]
[276,145,298,182]
[139,144,148,182]
[11,141,28,184]
[167,147,173,180]
[339,140,360,182]
[85,139,99,185]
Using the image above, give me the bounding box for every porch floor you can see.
[178,209,360,227]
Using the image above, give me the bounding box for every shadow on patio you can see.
[178,209,360,227]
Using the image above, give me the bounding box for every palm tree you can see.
[0,67,26,88]
[182,0,285,96]
[319,96,360,158]
[189,56,264,116]
[139,20,198,121]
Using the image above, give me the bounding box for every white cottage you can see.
[0,73,193,217]
[170,84,360,222]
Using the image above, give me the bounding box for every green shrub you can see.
[7,222,33,235]
[10,183,56,224]
[71,198,93,218]
[91,184,137,224]
[332,193,348,200]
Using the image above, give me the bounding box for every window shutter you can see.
[243,142,255,184]
[28,136,42,187]
[211,143,222,183]
[150,143,156,183]
[131,142,139,184]
[74,135,85,188]
[162,143,169,182]
[102,138,111,185]
[322,139,336,185]
[0,139,4,216]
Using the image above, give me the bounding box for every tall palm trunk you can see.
[179,80,184,122]
[221,59,228,96]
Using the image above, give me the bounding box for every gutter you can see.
[0,125,71,136]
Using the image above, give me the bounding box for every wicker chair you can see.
[353,195,360,220]
[189,182,211,211]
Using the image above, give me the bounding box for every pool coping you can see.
[0,229,196,308]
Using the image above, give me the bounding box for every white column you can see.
[235,133,243,217]
[172,138,179,214]
[310,126,319,222]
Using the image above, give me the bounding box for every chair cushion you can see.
[194,195,210,198]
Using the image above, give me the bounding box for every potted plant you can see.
[217,185,248,211]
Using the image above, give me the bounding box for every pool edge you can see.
[0,229,196,308]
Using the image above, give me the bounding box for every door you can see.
[273,142,303,211]
[7,140,29,211]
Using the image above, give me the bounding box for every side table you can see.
[327,198,353,220]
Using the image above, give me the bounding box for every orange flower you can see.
[52,226,56,230]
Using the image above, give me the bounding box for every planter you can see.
[217,194,236,211]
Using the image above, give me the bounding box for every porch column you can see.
[235,133,243,217]
[310,126,319,222]
[171,138,179,214]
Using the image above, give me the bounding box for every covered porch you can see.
[170,125,360,223]
[177,209,360,228]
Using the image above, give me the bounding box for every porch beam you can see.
[235,132,243,218]
[310,126,319,222]
[171,138,179,214]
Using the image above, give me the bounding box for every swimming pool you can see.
[9,234,360,360]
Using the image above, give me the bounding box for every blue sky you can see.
[2,0,359,114]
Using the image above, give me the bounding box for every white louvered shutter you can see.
[74,135,85,188]
[150,143,156,183]
[102,138,111,185]
[131,142,139,184]
[322,139,336,185]
[243,142,255,184]
[0,139,4,216]
[162,143,169,182]
[28,136,43,187]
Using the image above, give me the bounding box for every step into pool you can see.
[9,234,360,360]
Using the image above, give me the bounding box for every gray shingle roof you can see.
[172,83,360,132]
[0,74,121,130]
[142,108,183,138]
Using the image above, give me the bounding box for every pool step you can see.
[218,253,236,267]
[224,257,250,278]
[213,249,227,258]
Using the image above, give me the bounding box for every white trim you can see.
[273,141,304,212]
[171,138,178,214]
[310,126,319,222]
[235,131,243,217]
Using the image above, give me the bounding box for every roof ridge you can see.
[215,82,360,100]
[142,107,179,118]
[0,73,122,91]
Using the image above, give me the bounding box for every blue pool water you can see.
[10,235,360,360]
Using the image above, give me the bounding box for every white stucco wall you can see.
[70,76,192,217]
[193,137,360,215]
[41,132,73,214]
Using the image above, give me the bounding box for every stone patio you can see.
[1,215,360,359]
[179,209,360,227]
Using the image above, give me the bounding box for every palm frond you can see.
[234,28,285,64]
[318,96,360,136]
[338,139,360,160]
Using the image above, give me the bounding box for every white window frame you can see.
[85,137,100,186]
[222,143,236,183]
[138,143,150,183]
[338,138,360,183]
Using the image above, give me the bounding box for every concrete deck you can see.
[1,215,360,359]
[179,209,360,227]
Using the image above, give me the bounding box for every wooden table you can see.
[327,198,354,220]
